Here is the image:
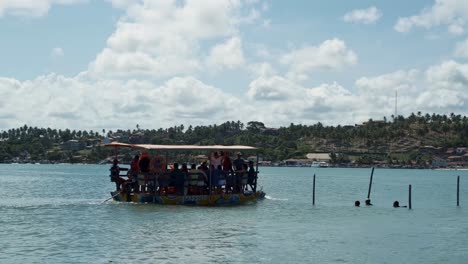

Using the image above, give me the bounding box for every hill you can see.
[1,112,467,166]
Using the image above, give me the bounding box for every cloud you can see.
[394,0,468,35]
[355,69,421,96]
[454,38,468,58]
[245,74,361,125]
[419,60,468,109]
[89,0,265,79]
[343,6,382,24]
[248,62,276,77]
[206,36,245,70]
[3,1,468,130]
[354,61,468,116]
[0,0,86,17]
[280,38,357,81]
[105,0,140,9]
[2,59,468,129]
[247,75,301,101]
[51,47,64,58]
[0,72,242,129]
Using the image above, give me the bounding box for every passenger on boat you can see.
[233,152,245,171]
[158,173,170,195]
[210,165,223,194]
[150,155,166,173]
[240,164,248,192]
[210,152,222,169]
[217,165,227,193]
[200,161,209,175]
[181,163,189,173]
[232,153,245,193]
[130,155,139,192]
[139,152,151,173]
[171,163,186,195]
[190,164,197,170]
[354,200,360,207]
[365,199,373,206]
[222,151,233,172]
[247,160,257,191]
[225,171,234,194]
[187,168,207,195]
[110,159,126,191]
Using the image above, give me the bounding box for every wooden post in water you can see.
[457,176,460,207]
[408,184,412,210]
[312,174,316,206]
[367,167,375,199]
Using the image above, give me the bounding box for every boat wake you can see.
[0,199,106,208]
[265,195,288,201]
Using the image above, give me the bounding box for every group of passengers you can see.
[110,151,258,195]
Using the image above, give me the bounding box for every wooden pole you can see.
[408,184,412,210]
[312,174,316,205]
[457,176,460,207]
[367,167,375,199]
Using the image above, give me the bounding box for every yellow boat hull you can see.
[111,191,266,205]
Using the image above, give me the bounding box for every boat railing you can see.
[122,169,257,195]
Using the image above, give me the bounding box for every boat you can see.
[311,161,329,168]
[105,142,266,205]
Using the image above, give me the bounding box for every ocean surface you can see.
[0,164,467,264]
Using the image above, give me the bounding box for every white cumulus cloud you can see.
[51,47,64,58]
[281,38,357,81]
[0,0,86,17]
[89,0,265,79]
[343,6,382,24]
[0,72,241,129]
[454,38,468,58]
[206,36,245,71]
[394,0,468,35]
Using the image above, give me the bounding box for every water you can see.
[1,165,467,263]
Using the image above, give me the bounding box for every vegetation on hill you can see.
[1,112,468,165]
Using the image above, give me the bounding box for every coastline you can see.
[2,162,468,170]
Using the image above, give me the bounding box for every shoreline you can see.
[2,162,468,170]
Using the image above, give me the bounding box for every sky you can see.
[1,0,468,131]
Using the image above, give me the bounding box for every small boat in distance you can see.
[105,142,265,205]
[311,161,329,168]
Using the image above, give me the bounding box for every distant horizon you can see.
[0,111,466,132]
[1,1,468,130]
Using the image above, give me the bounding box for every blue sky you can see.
[1,0,468,130]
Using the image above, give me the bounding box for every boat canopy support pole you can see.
[254,151,259,193]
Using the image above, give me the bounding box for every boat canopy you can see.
[105,141,257,151]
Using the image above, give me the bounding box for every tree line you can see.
[1,112,468,164]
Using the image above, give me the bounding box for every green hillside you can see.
[1,112,467,165]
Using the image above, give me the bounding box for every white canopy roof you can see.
[105,142,257,151]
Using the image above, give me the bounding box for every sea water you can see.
[0,164,467,263]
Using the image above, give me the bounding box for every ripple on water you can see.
[1,165,468,263]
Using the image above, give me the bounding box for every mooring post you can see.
[312,174,316,206]
[408,184,412,210]
[457,176,460,207]
[367,167,375,199]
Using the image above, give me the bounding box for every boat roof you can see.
[105,142,257,151]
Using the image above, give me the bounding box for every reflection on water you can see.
[0,164,467,263]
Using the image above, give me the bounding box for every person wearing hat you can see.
[110,159,126,191]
